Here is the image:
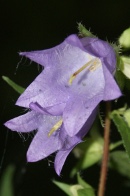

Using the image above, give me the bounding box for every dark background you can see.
[0,0,130,195]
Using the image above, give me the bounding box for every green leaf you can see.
[53,180,73,196]
[120,56,130,79]
[78,188,95,196]
[71,137,103,177]
[53,175,95,196]
[53,180,85,196]
[0,165,15,196]
[119,27,130,49]
[109,140,123,151]
[125,78,130,90]
[124,109,130,127]
[77,175,95,196]
[110,108,130,159]
[77,174,94,190]
[78,23,96,38]
[2,76,25,94]
[109,151,130,179]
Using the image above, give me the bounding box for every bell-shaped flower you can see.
[15,34,121,136]
[5,103,97,175]
[5,34,122,175]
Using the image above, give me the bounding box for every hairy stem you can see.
[98,101,111,196]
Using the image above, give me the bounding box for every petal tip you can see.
[56,170,61,176]
[4,121,13,130]
[4,121,9,128]
[27,152,35,162]
[27,149,47,163]
[19,52,27,56]
[54,163,61,176]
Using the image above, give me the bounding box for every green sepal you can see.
[77,174,95,192]
[2,76,25,94]
[111,42,122,55]
[78,23,96,38]
[109,151,130,179]
[110,107,130,159]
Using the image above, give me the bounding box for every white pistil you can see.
[48,119,63,137]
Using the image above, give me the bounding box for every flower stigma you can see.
[48,119,63,137]
[68,58,100,85]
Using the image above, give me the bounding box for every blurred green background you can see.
[0,0,130,195]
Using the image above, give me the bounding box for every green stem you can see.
[98,102,111,196]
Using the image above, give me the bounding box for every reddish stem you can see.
[98,102,111,196]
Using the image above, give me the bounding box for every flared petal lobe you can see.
[55,144,80,176]
[102,65,122,100]
[19,35,85,67]
[26,114,62,162]
[4,111,40,132]
[63,94,103,136]
[16,68,68,115]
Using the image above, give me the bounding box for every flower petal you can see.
[69,58,104,97]
[19,35,85,67]
[76,107,98,138]
[4,111,40,132]
[63,60,105,136]
[16,68,68,115]
[54,108,98,175]
[54,141,81,176]
[29,102,51,115]
[63,94,102,137]
[29,102,66,116]
[102,64,122,100]
[27,115,62,162]
[80,37,116,73]
[17,36,99,113]
[54,149,73,176]
[65,34,85,51]
[81,37,112,57]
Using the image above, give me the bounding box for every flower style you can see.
[5,34,122,175]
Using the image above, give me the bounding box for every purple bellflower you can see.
[5,34,122,175]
